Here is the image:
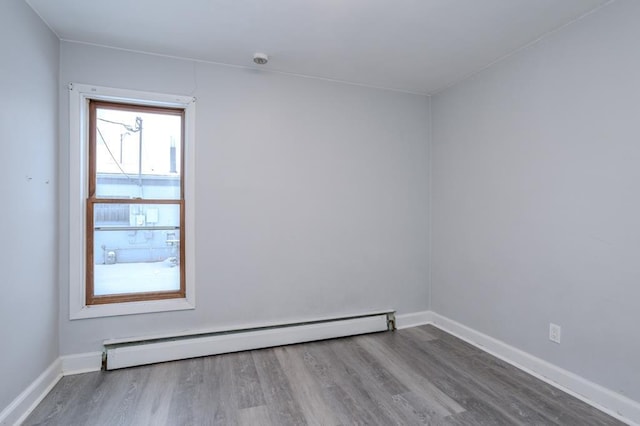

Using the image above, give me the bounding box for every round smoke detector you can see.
[253,53,269,65]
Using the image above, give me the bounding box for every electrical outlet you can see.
[549,323,561,344]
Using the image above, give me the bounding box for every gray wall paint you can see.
[59,42,430,354]
[0,0,59,411]
[432,0,640,401]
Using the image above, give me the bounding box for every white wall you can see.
[432,0,640,402]
[59,42,430,354]
[0,0,59,412]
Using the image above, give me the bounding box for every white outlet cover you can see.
[549,323,561,344]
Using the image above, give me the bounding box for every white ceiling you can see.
[26,0,609,94]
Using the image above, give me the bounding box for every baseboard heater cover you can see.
[104,311,396,370]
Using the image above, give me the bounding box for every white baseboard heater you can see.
[103,310,396,370]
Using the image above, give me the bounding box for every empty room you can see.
[1,0,639,424]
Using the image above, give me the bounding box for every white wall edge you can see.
[429,312,640,426]
[396,310,434,329]
[60,352,103,375]
[0,359,62,426]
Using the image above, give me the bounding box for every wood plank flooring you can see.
[24,325,623,425]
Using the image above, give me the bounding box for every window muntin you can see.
[86,100,186,305]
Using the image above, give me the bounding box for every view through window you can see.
[87,100,185,305]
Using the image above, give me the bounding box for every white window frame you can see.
[68,83,196,319]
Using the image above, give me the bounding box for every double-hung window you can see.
[87,101,185,305]
[69,84,195,319]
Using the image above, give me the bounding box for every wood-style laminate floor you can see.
[24,325,623,425]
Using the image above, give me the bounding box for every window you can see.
[87,101,185,305]
[69,84,195,319]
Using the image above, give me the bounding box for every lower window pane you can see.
[93,203,181,296]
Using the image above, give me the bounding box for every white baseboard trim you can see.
[429,312,640,426]
[60,352,103,375]
[396,310,434,329]
[0,359,62,426]
[0,353,102,425]
[4,310,638,425]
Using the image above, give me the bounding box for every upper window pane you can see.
[95,105,182,200]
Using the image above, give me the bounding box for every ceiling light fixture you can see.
[253,53,269,65]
